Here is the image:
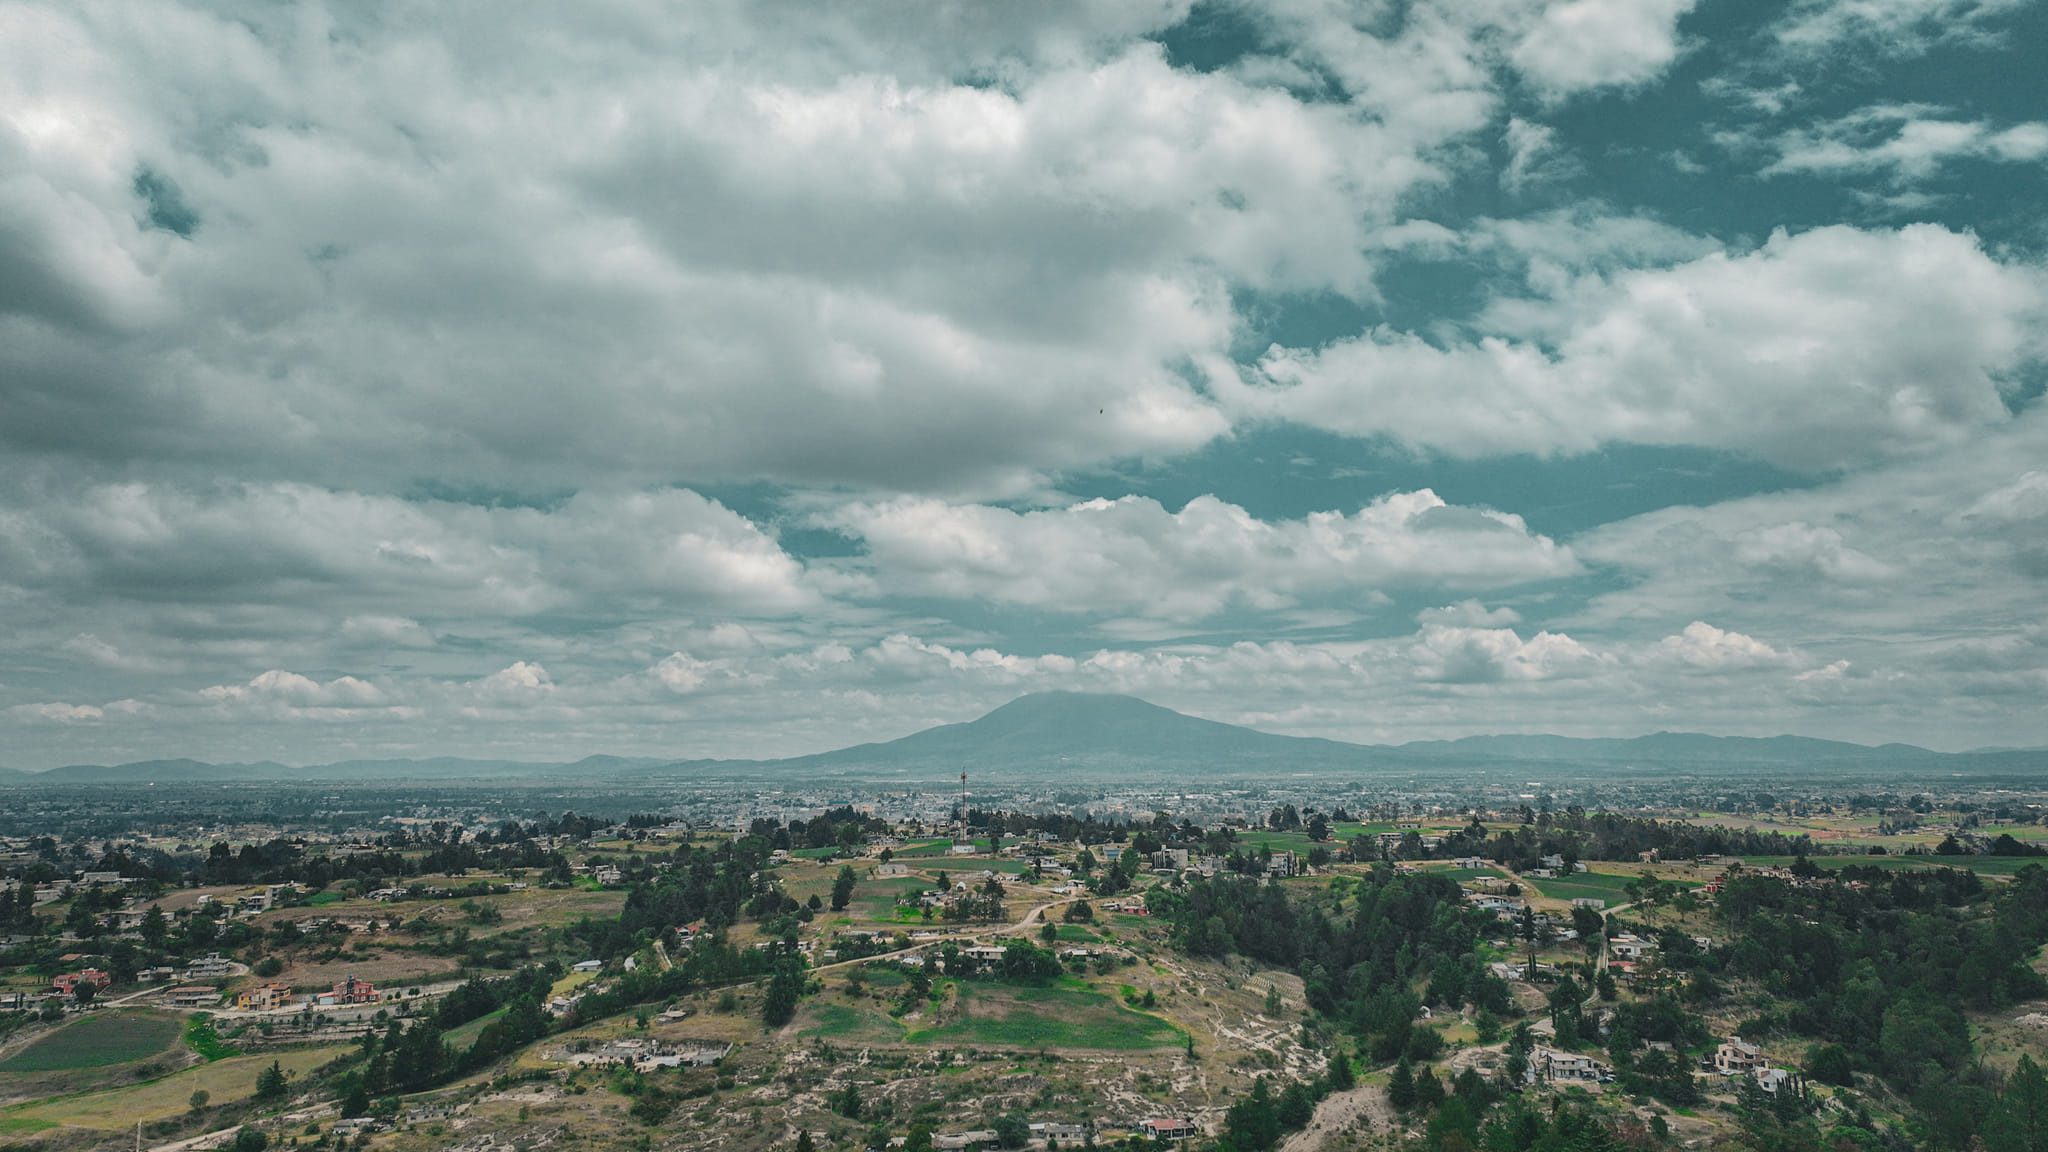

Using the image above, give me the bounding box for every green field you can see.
[1742,854,2046,876]
[1529,870,1699,904]
[1419,865,1508,881]
[798,1002,908,1044]
[445,1006,507,1050]
[905,982,1182,1051]
[894,839,971,858]
[0,1045,348,1133]
[0,1012,182,1073]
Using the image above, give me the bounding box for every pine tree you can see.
[1328,1045,1355,1091]
[1415,1066,1445,1110]
[1985,1054,2048,1152]
[831,866,858,911]
[254,1059,289,1100]
[794,1131,816,1152]
[1389,1056,1418,1110]
[763,953,806,1027]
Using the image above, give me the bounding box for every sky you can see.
[3,0,2047,769]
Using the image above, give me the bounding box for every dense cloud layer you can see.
[3,0,2046,765]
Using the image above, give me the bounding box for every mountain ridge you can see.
[14,692,2039,782]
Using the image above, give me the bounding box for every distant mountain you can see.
[41,758,295,783]
[36,756,553,784]
[750,691,1376,776]
[14,692,2043,783]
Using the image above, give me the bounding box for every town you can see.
[0,771,2044,1152]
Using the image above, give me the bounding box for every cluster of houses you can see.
[219,974,379,1012]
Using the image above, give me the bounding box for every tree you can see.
[1224,1078,1282,1151]
[232,1129,268,1152]
[255,1060,289,1100]
[1571,906,1604,958]
[1805,1043,1854,1087]
[1985,1054,2048,1152]
[831,866,858,912]
[188,1089,210,1113]
[903,1127,935,1152]
[1327,1046,1355,1091]
[832,1081,862,1120]
[795,1132,816,1152]
[142,903,168,948]
[763,953,806,1027]
[994,1112,1030,1148]
[1389,1057,1419,1110]
[1416,1066,1446,1110]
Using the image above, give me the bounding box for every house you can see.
[187,953,236,978]
[572,959,604,973]
[1570,897,1606,910]
[1139,1118,1202,1142]
[1266,851,1298,878]
[947,842,978,856]
[165,985,221,1008]
[52,969,112,997]
[874,862,909,878]
[961,945,1007,963]
[1533,1046,1608,1083]
[1030,1122,1088,1144]
[237,982,295,1011]
[1714,1038,1764,1075]
[1754,1066,1803,1096]
[331,974,378,1005]
[105,908,148,932]
[934,1131,998,1151]
[1151,848,1190,871]
[1609,933,1657,962]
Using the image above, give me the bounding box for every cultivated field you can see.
[0,1012,182,1074]
[0,1044,349,1133]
